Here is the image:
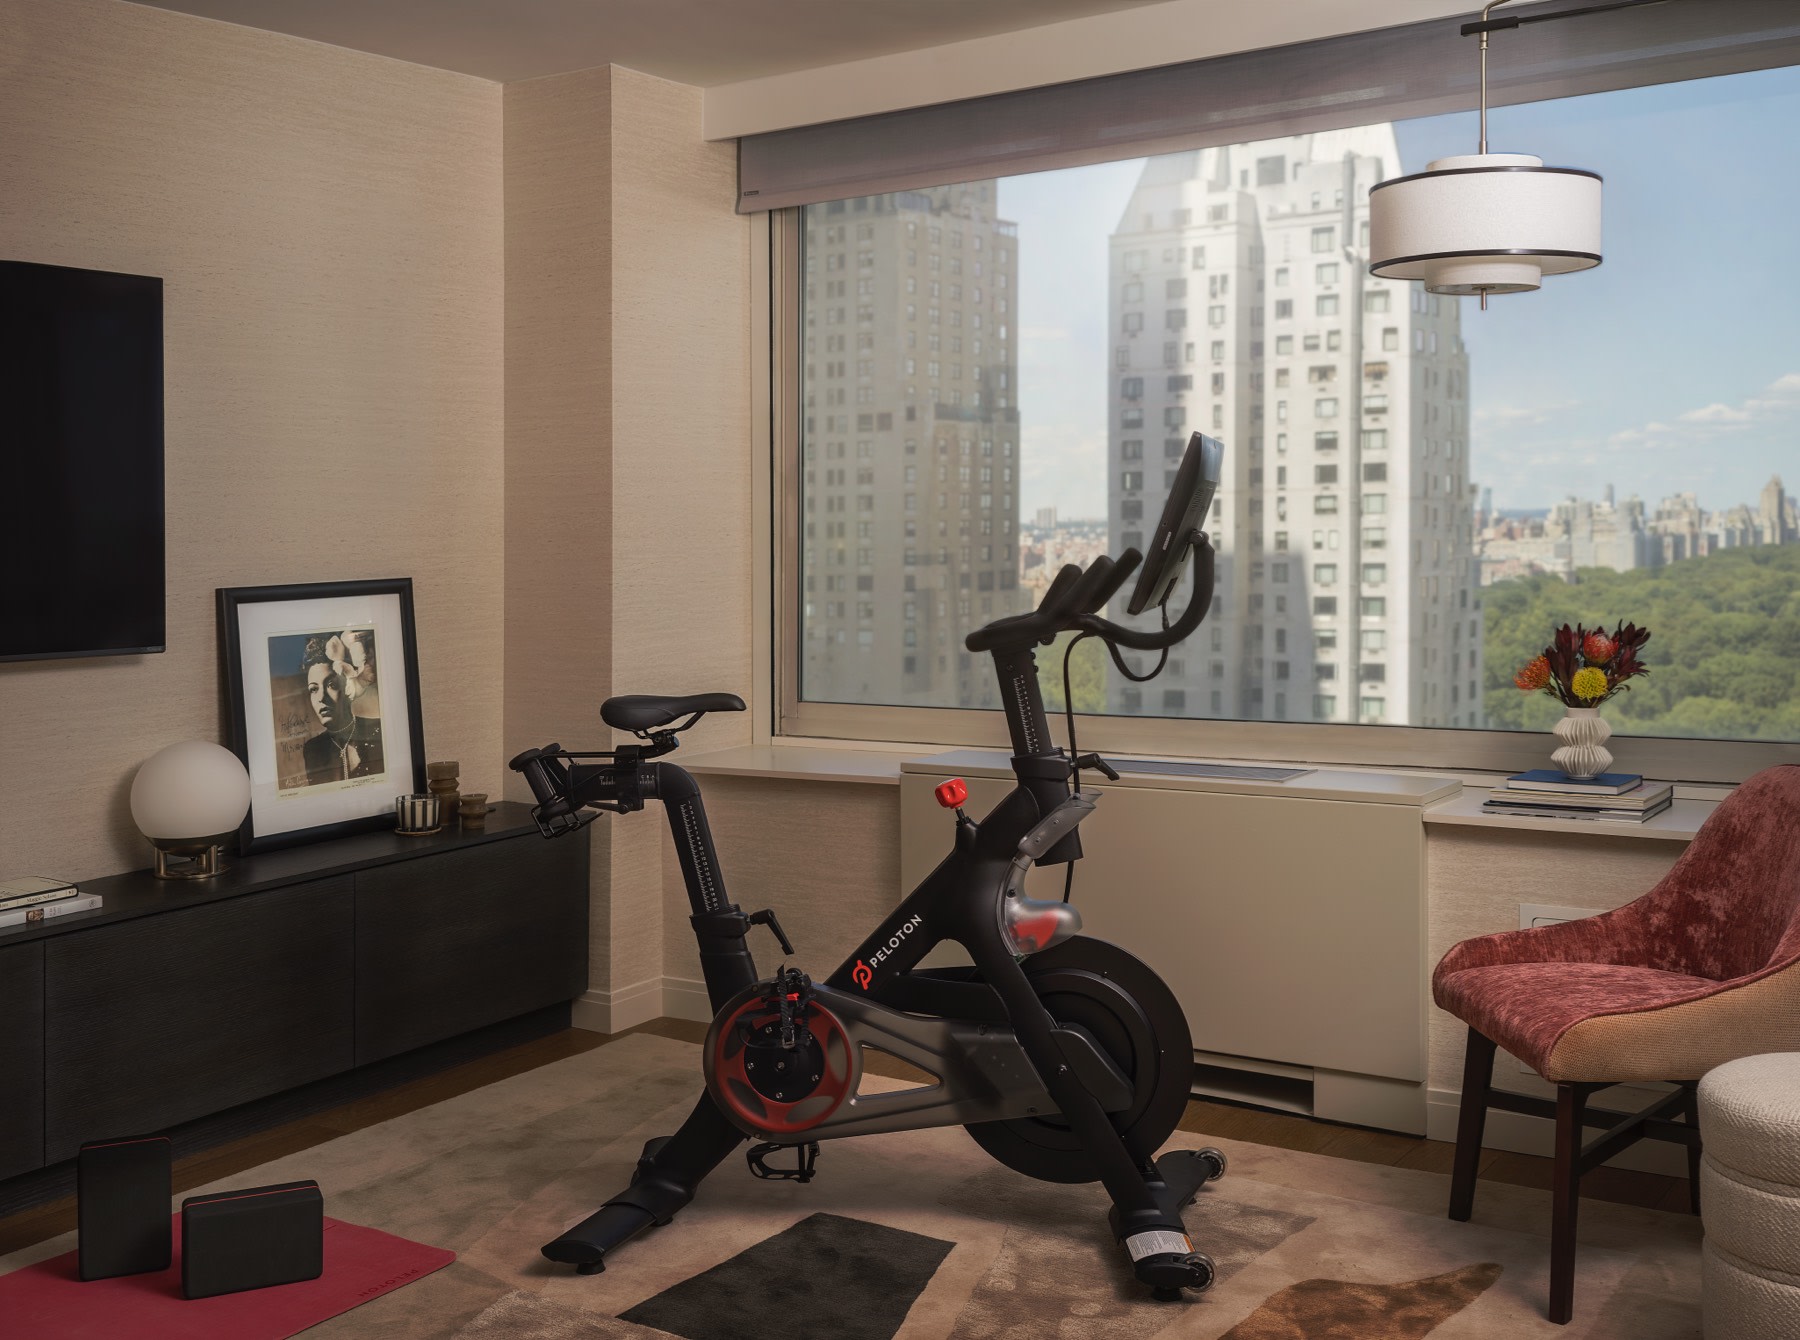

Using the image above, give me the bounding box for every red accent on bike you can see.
[708,994,855,1136]
[1008,911,1064,955]
[785,993,801,1001]
[851,960,873,990]
[935,778,969,809]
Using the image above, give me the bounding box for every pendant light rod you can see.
[1475,0,1515,154]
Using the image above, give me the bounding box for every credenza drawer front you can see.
[354,835,587,1063]
[43,877,354,1160]
[0,941,45,1179]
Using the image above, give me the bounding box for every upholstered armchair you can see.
[1433,764,1800,1324]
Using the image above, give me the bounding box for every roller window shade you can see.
[737,0,1800,213]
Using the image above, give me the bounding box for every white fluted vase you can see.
[1552,706,1613,780]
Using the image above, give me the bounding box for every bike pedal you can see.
[746,1140,821,1183]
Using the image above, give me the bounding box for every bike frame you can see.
[517,540,1218,1277]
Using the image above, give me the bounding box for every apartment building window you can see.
[1313,695,1337,717]
[1315,563,1338,585]
[786,46,1800,780]
[1360,697,1387,721]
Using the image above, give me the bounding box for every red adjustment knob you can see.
[935,778,969,809]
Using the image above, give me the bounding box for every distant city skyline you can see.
[1001,63,1800,520]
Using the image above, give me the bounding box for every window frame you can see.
[769,96,1800,787]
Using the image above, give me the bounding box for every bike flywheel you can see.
[963,936,1193,1184]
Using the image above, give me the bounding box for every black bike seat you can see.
[601,693,746,732]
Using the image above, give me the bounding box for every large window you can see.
[786,64,1800,767]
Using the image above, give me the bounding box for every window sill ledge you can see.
[680,745,908,786]
[684,742,1720,843]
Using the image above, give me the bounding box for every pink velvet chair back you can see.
[1626,765,1800,981]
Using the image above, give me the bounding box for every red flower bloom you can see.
[1514,655,1551,691]
[1583,632,1615,664]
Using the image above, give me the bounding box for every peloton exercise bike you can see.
[511,433,1228,1300]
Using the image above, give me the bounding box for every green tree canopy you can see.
[1482,545,1800,741]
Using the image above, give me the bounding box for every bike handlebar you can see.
[965,533,1212,656]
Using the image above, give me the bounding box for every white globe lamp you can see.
[130,741,252,880]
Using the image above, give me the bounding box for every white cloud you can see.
[1679,402,1752,425]
[1602,372,1800,449]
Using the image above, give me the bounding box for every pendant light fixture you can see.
[1367,0,1660,307]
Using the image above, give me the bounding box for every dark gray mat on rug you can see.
[619,1210,954,1340]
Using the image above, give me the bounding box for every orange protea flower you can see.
[1582,632,1615,664]
[1514,656,1551,691]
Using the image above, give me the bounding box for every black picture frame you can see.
[217,579,427,854]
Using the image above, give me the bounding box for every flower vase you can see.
[1552,706,1613,780]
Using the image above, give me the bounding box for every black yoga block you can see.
[180,1179,325,1300]
[77,1134,172,1281]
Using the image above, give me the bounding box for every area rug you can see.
[0,1214,453,1339]
[0,1033,1703,1338]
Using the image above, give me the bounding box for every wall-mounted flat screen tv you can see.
[1,260,164,662]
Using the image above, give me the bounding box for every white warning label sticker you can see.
[1126,1230,1194,1261]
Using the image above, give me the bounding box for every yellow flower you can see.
[1571,666,1609,702]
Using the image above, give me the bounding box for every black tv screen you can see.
[1,260,164,662]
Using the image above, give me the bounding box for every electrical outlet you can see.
[1518,901,1607,932]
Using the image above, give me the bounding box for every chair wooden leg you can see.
[1548,1083,1588,1326]
[1449,1027,1496,1222]
[1682,1084,1702,1216]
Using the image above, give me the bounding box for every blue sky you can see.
[1000,64,1800,519]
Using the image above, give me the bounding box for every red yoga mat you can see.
[0,1214,455,1339]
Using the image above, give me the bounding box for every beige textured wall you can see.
[0,0,504,881]
[502,66,616,994]
[661,777,900,990]
[503,66,751,1000]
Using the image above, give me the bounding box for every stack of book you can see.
[1482,770,1675,824]
[0,875,103,929]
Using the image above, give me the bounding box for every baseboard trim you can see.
[572,978,665,1035]
[662,975,713,1023]
[1426,1085,1691,1177]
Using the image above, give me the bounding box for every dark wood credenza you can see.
[0,802,587,1184]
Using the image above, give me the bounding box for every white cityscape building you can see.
[1477,475,1799,583]
[1106,128,1483,728]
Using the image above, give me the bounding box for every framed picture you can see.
[217,579,426,854]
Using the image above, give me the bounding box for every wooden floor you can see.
[0,1019,1694,1260]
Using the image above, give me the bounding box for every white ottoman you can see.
[1701,1054,1800,1340]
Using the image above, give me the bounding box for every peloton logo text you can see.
[852,915,924,989]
